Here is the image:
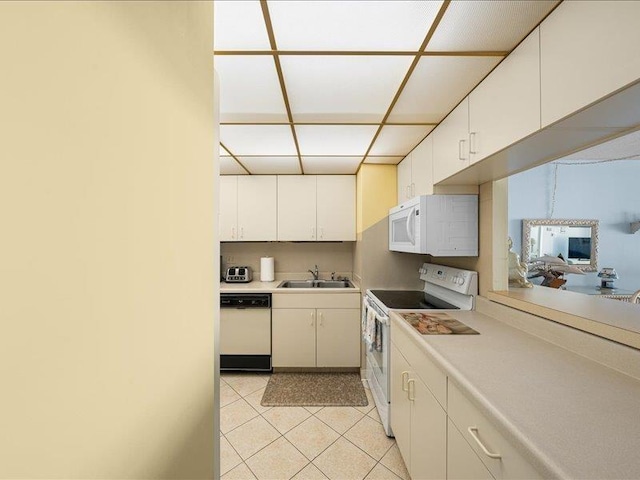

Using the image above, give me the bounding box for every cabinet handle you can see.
[310,312,314,327]
[320,227,324,240]
[311,227,315,239]
[458,139,466,161]
[407,379,415,401]
[401,371,409,392]
[469,132,477,155]
[406,185,411,199]
[467,427,501,459]
[231,227,235,240]
[319,311,323,326]
[411,183,415,197]
[240,227,244,239]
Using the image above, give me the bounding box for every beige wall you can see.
[221,242,354,279]
[356,165,397,234]
[0,2,216,478]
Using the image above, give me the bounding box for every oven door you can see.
[367,318,390,401]
[388,201,419,253]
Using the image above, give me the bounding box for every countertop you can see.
[489,287,640,350]
[391,309,640,479]
[220,278,360,294]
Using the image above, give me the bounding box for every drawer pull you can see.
[401,371,409,392]
[468,427,501,459]
[407,379,415,401]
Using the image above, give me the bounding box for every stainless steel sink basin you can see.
[316,280,353,288]
[277,279,354,288]
[278,280,315,288]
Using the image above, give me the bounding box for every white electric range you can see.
[363,263,478,437]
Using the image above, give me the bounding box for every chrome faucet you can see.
[308,265,319,280]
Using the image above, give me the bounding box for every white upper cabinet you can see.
[237,176,277,241]
[433,97,469,184]
[397,154,412,204]
[316,175,356,241]
[278,175,317,241]
[219,176,238,241]
[221,175,277,241]
[397,136,433,205]
[279,175,356,241]
[469,28,541,164]
[540,1,640,127]
[411,135,433,197]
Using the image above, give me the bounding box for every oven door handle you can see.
[363,298,390,327]
[376,313,390,326]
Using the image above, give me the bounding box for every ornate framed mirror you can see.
[522,219,600,272]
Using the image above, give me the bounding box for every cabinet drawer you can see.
[448,381,541,480]
[391,322,446,409]
[272,293,360,309]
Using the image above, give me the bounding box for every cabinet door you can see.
[540,1,640,128]
[469,28,540,164]
[277,175,317,241]
[237,176,277,241]
[316,176,356,241]
[219,176,238,241]
[447,419,494,480]
[316,308,360,367]
[411,135,433,196]
[390,343,412,470]
[433,98,469,184]
[397,155,412,204]
[409,376,446,480]
[272,309,316,367]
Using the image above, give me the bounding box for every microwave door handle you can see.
[405,206,416,245]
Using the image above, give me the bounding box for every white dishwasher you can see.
[220,293,272,371]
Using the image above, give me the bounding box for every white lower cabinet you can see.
[316,308,360,367]
[391,342,446,480]
[448,381,541,480]
[448,419,494,480]
[272,308,316,368]
[392,322,541,480]
[272,293,360,368]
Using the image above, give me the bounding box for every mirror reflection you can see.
[523,219,599,270]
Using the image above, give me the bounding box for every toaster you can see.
[225,266,252,283]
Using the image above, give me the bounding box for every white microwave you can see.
[388,195,478,256]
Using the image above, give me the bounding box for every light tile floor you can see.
[220,373,410,480]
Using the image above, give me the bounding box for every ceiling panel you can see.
[369,126,435,156]
[213,0,270,50]
[427,0,558,51]
[220,156,249,175]
[281,56,413,122]
[268,0,443,51]
[364,156,405,165]
[239,156,301,175]
[215,56,288,123]
[296,125,378,156]
[302,157,363,174]
[220,125,297,156]
[387,56,502,123]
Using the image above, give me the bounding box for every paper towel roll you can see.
[260,256,275,282]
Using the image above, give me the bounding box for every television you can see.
[568,237,591,261]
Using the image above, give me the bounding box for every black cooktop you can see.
[369,290,459,310]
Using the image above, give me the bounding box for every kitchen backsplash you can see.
[221,242,354,279]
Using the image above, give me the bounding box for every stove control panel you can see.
[419,263,478,296]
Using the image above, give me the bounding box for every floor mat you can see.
[261,372,368,407]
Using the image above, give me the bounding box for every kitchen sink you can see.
[277,279,354,288]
